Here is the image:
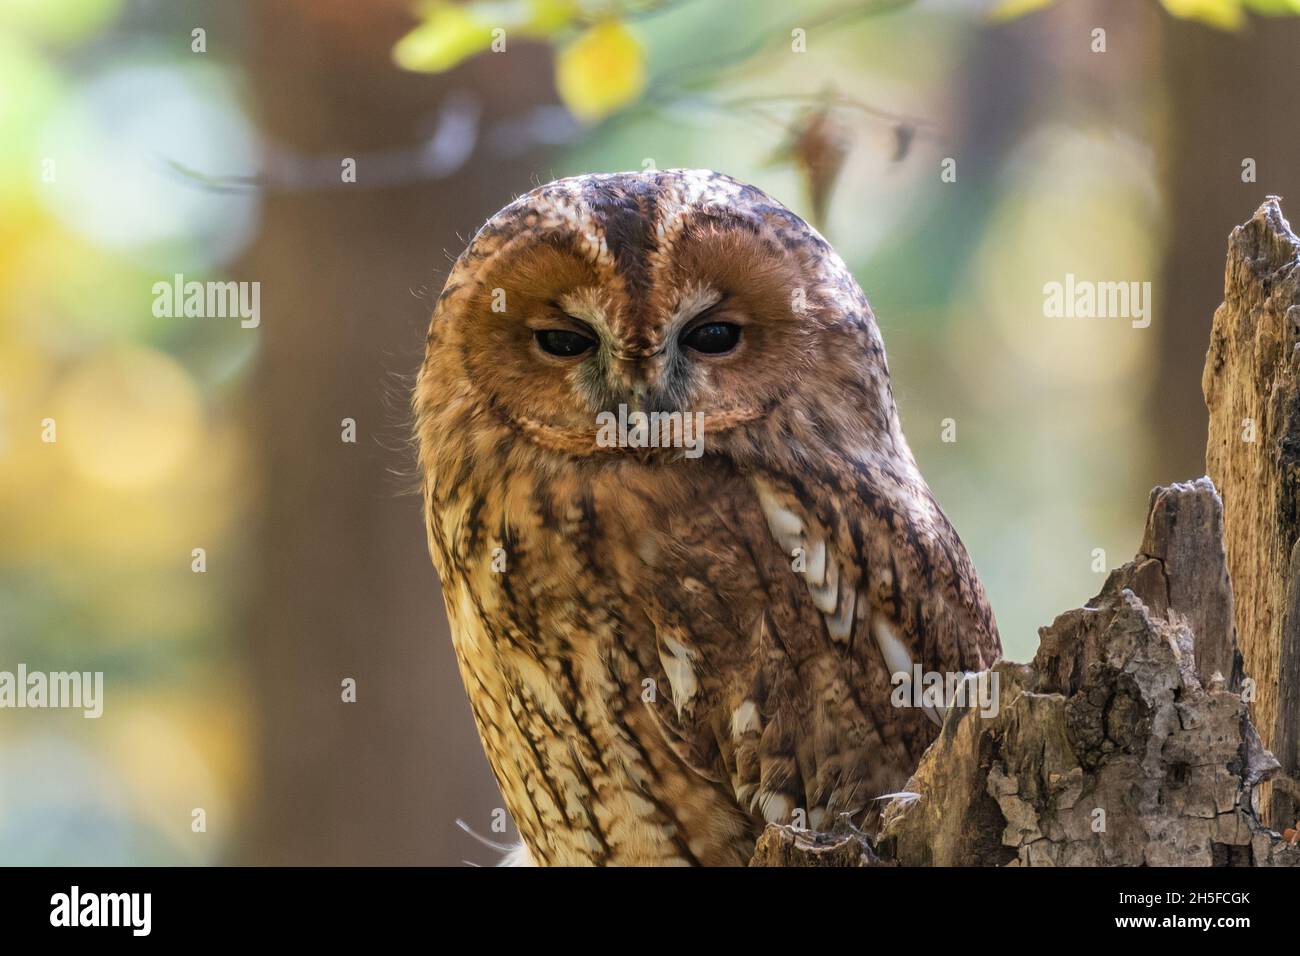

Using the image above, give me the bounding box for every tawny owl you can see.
[414,169,999,866]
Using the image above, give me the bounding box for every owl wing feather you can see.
[636,460,999,831]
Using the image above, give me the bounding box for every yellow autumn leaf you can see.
[524,0,579,33]
[988,0,1060,21]
[1160,0,1246,29]
[393,0,577,74]
[393,3,494,72]
[554,20,646,123]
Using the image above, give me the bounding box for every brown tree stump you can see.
[1204,198,1300,829]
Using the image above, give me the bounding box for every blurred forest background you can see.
[2,0,1299,865]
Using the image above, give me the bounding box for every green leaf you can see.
[1243,0,1300,14]
[0,0,122,43]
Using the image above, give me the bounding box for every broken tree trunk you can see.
[877,478,1285,867]
[1204,198,1300,829]
[752,200,1300,867]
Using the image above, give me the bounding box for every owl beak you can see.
[606,347,668,406]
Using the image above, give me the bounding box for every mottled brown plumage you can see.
[414,169,999,866]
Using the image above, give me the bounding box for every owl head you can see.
[416,169,903,473]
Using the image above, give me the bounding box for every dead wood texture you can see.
[1204,198,1300,828]
[752,201,1300,867]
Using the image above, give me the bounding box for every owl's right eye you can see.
[535,328,598,357]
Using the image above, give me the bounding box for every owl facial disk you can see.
[447,192,837,460]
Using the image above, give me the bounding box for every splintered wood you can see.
[1204,198,1300,828]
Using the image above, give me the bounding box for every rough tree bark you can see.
[752,201,1300,867]
[1204,199,1300,829]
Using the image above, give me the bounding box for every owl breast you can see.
[430,455,762,865]
[429,446,950,865]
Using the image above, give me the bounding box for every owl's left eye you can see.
[535,328,597,357]
[681,321,741,355]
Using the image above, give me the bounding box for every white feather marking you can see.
[557,287,609,332]
[759,792,793,824]
[803,537,827,587]
[731,700,761,739]
[754,479,803,546]
[671,284,722,326]
[499,843,535,867]
[872,614,914,682]
[807,551,839,614]
[825,587,857,642]
[456,819,534,867]
[874,791,921,806]
[753,478,861,644]
[659,636,698,717]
